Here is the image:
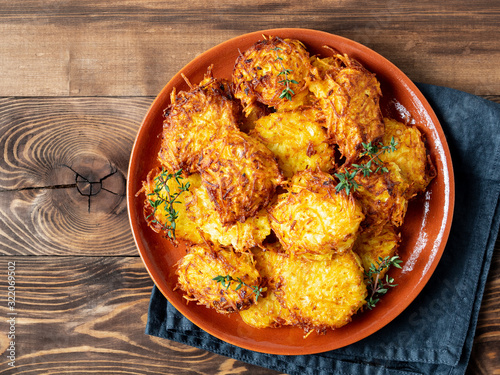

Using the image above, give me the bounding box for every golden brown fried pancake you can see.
[269,169,364,259]
[244,244,366,333]
[233,36,313,114]
[199,130,283,225]
[186,183,271,252]
[252,109,335,178]
[353,223,400,278]
[176,244,262,314]
[159,72,241,174]
[309,54,384,163]
[379,118,436,198]
[353,161,409,228]
[139,168,204,244]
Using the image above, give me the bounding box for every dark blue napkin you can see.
[145,83,500,375]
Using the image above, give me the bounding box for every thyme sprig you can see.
[335,137,398,195]
[272,46,298,101]
[365,255,403,310]
[147,168,190,240]
[212,275,264,301]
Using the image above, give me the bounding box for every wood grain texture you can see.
[0,1,499,373]
[0,97,151,256]
[0,256,285,374]
[0,0,498,97]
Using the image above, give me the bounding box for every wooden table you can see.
[0,1,498,374]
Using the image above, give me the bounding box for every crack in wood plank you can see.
[0,184,77,193]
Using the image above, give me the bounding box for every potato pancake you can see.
[140,168,204,244]
[269,169,364,259]
[310,55,343,79]
[275,88,316,113]
[158,71,241,174]
[233,36,313,114]
[186,183,271,252]
[239,289,293,329]
[239,101,271,133]
[175,244,261,314]
[252,110,335,178]
[240,246,294,328]
[139,36,437,336]
[354,223,400,277]
[353,161,409,228]
[199,130,283,225]
[309,54,384,163]
[379,118,436,198]
[253,245,367,334]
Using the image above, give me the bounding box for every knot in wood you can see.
[76,175,103,196]
[65,156,126,213]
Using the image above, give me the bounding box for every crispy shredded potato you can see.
[140,36,436,336]
[309,54,384,163]
[353,161,409,228]
[269,169,364,260]
[233,36,313,114]
[139,168,204,244]
[252,109,335,178]
[276,250,367,333]
[186,183,271,252]
[239,290,293,329]
[158,70,241,174]
[245,244,367,333]
[354,223,401,277]
[198,130,283,225]
[240,246,294,328]
[379,118,436,198]
[176,244,262,314]
[239,101,271,133]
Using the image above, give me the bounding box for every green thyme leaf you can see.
[213,274,263,302]
[335,139,398,195]
[364,255,402,310]
[147,168,190,240]
[272,46,296,101]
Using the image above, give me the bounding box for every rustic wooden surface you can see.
[0,1,498,374]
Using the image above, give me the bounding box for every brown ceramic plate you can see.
[127,28,454,355]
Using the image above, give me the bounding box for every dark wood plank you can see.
[466,236,500,375]
[0,97,151,256]
[0,0,498,97]
[0,256,285,374]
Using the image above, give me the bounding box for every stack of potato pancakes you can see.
[140,36,435,336]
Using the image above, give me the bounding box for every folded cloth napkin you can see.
[146,83,500,375]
